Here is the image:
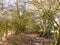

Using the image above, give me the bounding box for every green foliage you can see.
[0,0,60,45]
[32,0,60,45]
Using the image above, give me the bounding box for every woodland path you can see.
[0,33,53,45]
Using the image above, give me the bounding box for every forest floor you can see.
[0,33,54,45]
[25,33,54,45]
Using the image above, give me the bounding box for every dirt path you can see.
[0,33,54,45]
[25,33,53,45]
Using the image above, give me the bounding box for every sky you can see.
[3,0,30,10]
[3,0,15,7]
[3,0,14,3]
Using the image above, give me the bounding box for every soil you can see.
[0,33,54,45]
